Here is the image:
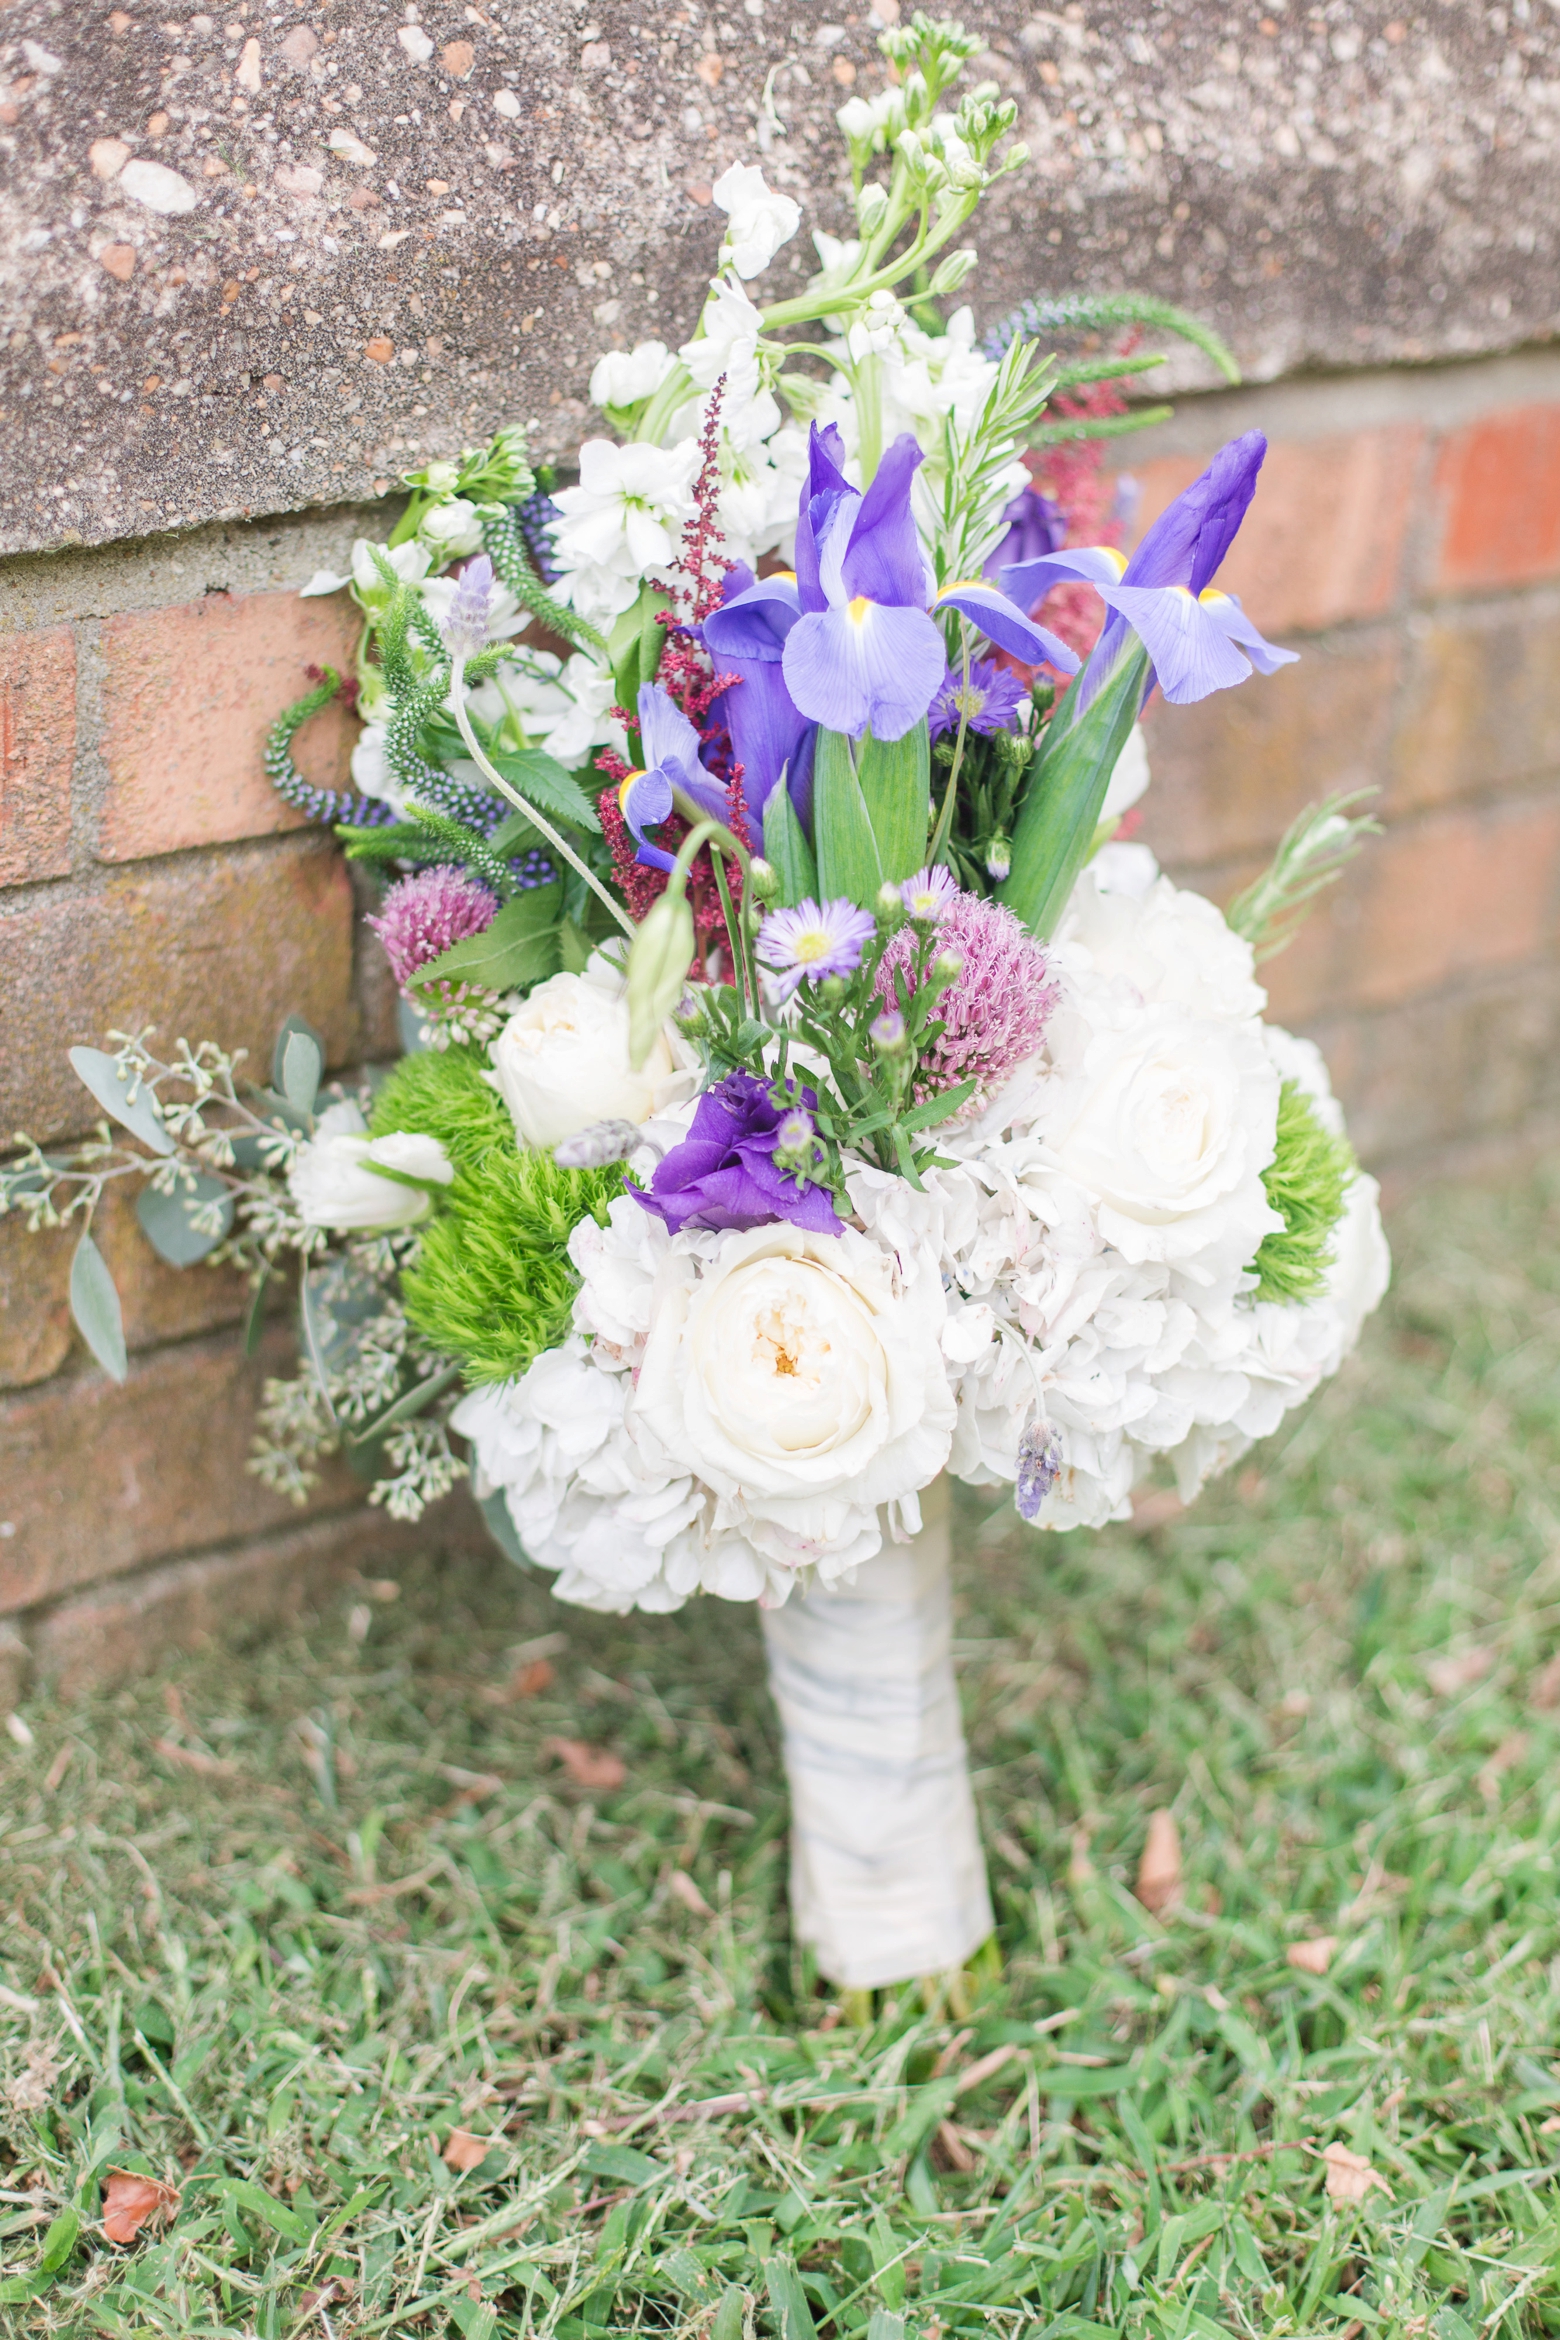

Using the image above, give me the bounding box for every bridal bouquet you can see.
[9,13,1388,1986]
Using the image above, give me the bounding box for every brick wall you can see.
[5,345,1560,1692]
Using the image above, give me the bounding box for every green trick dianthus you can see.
[1252,1077,1356,1305]
[370,1046,623,1384]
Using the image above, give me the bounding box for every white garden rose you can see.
[1058,860,1266,1025]
[486,956,697,1151]
[288,1102,454,1231]
[1044,999,1283,1272]
[630,1220,956,1580]
[418,497,486,558]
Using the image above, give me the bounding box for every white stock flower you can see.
[288,1101,454,1231]
[631,1220,955,1580]
[486,956,698,1151]
[835,87,905,153]
[712,161,801,279]
[846,289,909,362]
[417,498,485,557]
[548,437,699,624]
[299,538,431,601]
[680,278,767,394]
[464,652,624,769]
[590,340,676,413]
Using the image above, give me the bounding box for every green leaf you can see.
[70,1232,127,1382]
[712,2286,747,2340]
[813,725,930,905]
[608,582,671,727]
[764,2255,819,2340]
[867,2316,906,2340]
[483,746,602,833]
[136,1174,235,1267]
[582,2142,664,2188]
[763,778,818,907]
[477,1488,533,1570]
[813,729,883,905]
[273,1016,325,1115]
[37,2209,80,2276]
[999,646,1147,938]
[414,882,564,994]
[857,722,930,886]
[216,2177,314,2244]
[67,1047,174,1156]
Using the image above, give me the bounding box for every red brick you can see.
[0,1622,31,1712]
[26,1507,437,1697]
[1433,404,1560,594]
[0,625,76,885]
[0,833,361,1142]
[1261,794,1560,1025]
[0,1323,357,1614]
[1391,592,1560,813]
[97,589,361,861]
[1123,425,1423,635]
[1144,628,1400,869]
[0,1176,260,1395]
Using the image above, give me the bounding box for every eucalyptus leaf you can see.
[273,1016,325,1115]
[763,776,818,908]
[136,1174,235,1266]
[414,881,564,994]
[67,1048,175,1157]
[477,1488,533,1570]
[70,1232,127,1382]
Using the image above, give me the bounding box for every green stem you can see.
[447,657,634,939]
[928,623,973,869]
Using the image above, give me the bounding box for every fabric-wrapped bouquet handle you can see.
[760,1477,995,1991]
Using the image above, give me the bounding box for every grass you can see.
[4,1161,1560,2337]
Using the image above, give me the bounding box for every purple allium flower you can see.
[442,552,496,658]
[632,1071,842,1237]
[367,867,497,990]
[928,658,1029,742]
[900,865,959,923]
[756,895,877,1002]
[877,887,1057,1121]
[1015,1416,1061,1521]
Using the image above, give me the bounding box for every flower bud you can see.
[985,835,1012,883]
[553,1117,642,1170]
[874,880,906,928]
[819,973,849,1004]
[748,857,782,904]
[625,892,696,1070]
[928,246,977,298]
[855,181,890,235]
[930,949,964,990]
[870,1007,907,1054]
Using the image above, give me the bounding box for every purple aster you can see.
[927,659,1029,742]
[877,886,1057,1120]
[367,867,497,989]
[631,1071,842,1236]
[900,865,959,923]
[756,895,877,1003]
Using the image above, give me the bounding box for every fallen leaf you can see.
[442,2127,494,2172]
[1136,1809,1182,1916]
[545,1737,626,1791]
[1531,1652,1560,1709]
[153,1737,236,1780]
[511,1658,554,1697]
[1426,1646,1494,1697]
[1287,1936,1338,1976]
[1322,2141,1389,2203]
[7,2045,56,2111]
[102,2169,180,2244]
[667,1868,712,1917]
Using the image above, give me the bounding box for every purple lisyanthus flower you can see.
[756,894,877,1001]
[998,431,1299,708]
[632,1070,843,1236]
[927,658,1029,742]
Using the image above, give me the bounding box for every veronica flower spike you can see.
[617,680,731,872]
[998,430,1298,707]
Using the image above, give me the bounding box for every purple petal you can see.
[1098,583,1256,704]
[1200,589,1300,677]
[702,574,802,662]
[998,544,1126,608]
[935,582,1080,673]
[1123,431,1268,593]
[637,680,704,780]
[841,433,928,610]
[782,600,946,741]
[717,654,816,828]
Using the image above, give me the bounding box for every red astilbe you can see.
[669,375,735,624]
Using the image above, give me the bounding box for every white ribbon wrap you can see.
[760,1478,995,1990]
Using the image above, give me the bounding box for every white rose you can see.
[289,1102,454,1230]
[418,497,485,557]
[590,340,675,412]
[630,1221,955,1578]
[486,956,697,1150]
[1058,867,1267,1025]
[712,161,801,279]
[1046,1002,1283,1271]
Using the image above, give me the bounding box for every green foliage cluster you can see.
[369,1047,622,1384]
[1252,1076,1357,1304]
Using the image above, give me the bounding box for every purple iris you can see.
[701,561,818,833]
[617,680,731,872]
[710,425,1079,749]
[998,431,1299,708]
[984,485,1067,577]
[631,1070,843,1236]
[928,658,1029,741]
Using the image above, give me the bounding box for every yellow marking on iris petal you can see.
[847,594,873,625]
[1098,546,1131,577]
[1198,587,1231,607]
[618,769,645,812]
[769,568,797,583]
[935,578,994,599]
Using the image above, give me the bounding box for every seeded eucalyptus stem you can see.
[447,656,634,939]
